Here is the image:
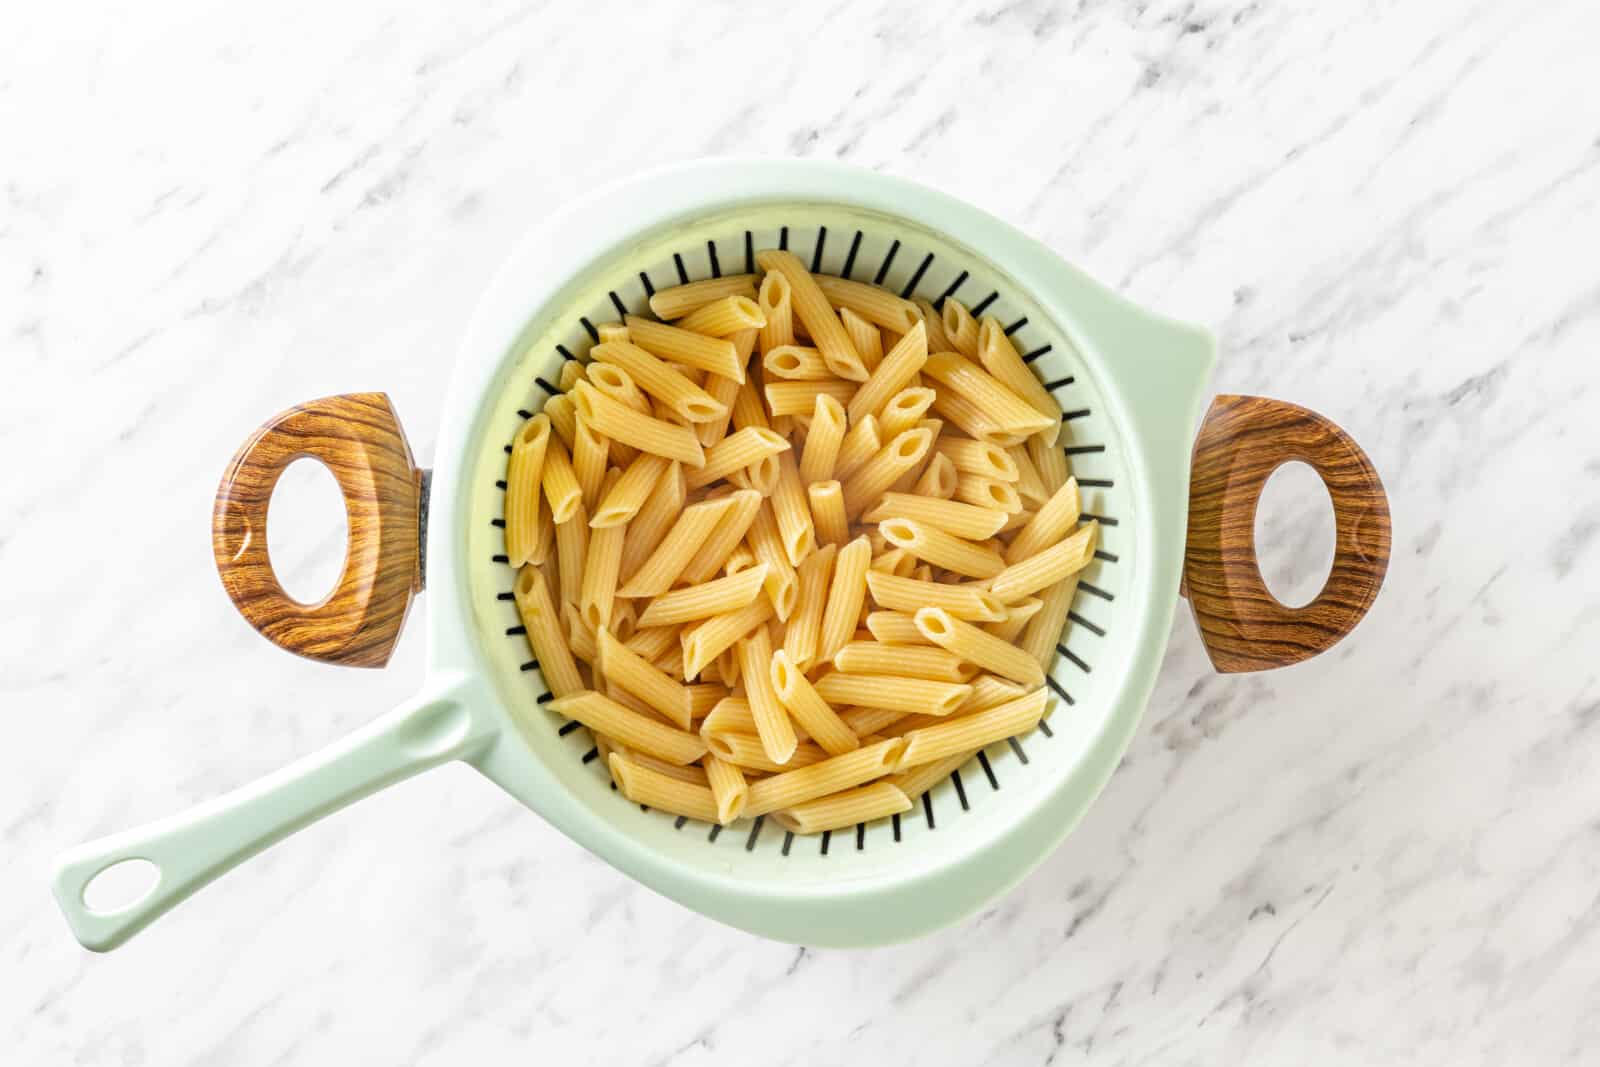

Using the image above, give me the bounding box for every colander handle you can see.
[212,392,423,668]
[1182,394,1391,673]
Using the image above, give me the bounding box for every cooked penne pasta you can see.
[922,354,1055,438]
[864,570,1006,621]
[928,386,1017,445]
[513,566,584,697]
[888,750,974,800]
[592,453,671,529]
[833,641,974,682]
[1004,477,1082,563]
[893,689,1048,771]
[954,473,1023,513]
[807,480,849,547]
[818,535,872,664]
[572,416,610,510]
[704,755,749,824]
[703,731,828,774]
[936,438,1018,481]
[757,270,794,356]
[617,461,686,583]
[625,623,681,664]
[685,426,789,489]
[540,432,582,525]
[544,393,577,450]
[771,450,817,566]
[745,498,800,619]
[814,275,921,334]
[878,386,936,440]
[609,753,720,822]
[913,607,1044,687]
[1021,576,1079,669]
[505,414,551,567]
[812,671,972,716]
[677,294,766,337]
[591,342,729,424]
[841,428,934,518]
[1028,428,1070,493]
[940,298,979,357]
[548,690,708,765]
[737,626,797,765]
[579,515,625,631]
[978,318,1062,445]
[864,610,934,645]
[697,371,743,448]
[988,522,1098,602]
[596,628,693,729]
[648,274,758,320]
[773,782,911,834]
[756,250,869,381]
[846,320,927,423]
[913,297,953,353]
[619,495,740,597]
[585,361,650,419]
[744,738,906,817]
[564,601,599,663]
[680,595,773,680]
[985,597,1044,642]
[570,381,705,467]
[596,321,629,345]
[770,650,859,755]
[1007,445,1050,506]
[554,500,590,607]
[783,542,836,670]
[911,452,959,499]
[833,414,882,481]
[763,345,832,380]
[678,488,763,584]
[625,316,744,381]
[763,379,857,417]
[962,675,1032,713]
[840,705,912,737]
[638,564,769,627]
[878,518,1005,579]
[798,393,846,484]
[862,492,1008,540]
[838,307,884,373]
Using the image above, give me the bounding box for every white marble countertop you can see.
[5,1,1598,1062]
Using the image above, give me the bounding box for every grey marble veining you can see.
[4,0,1598,1063]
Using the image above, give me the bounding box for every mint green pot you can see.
[52,159,1387,952]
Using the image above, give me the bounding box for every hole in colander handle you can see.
[1181,394,1391,673]
[212,392,423,668]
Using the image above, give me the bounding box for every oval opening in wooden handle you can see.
[211,392,422,668]
[1183,394,1391,674]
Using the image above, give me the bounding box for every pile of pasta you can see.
[502,250,1097,835]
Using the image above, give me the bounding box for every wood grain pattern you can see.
[212,392,422,668]
[1183,394,1390,674]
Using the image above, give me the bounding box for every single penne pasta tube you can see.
[985,597,1044,642]
[609,753,720,822]
[913,297,953,353]
[625,623,681,664]
[685,426,789,488]
[703,732,828,774]
[762,345,833,380]
[893,689,1049,771]
[745,498,800,619]
[922,353,1055,438]
[783,542,836,670]
[605,677,659,720]
[677,293,766,337]
[864,570,1006,621]
[540,432,582,524]
[862,492,1008,540]
[554,500,590,607]
[878,386,936,440]
[807,480,849,547]
[1021,575,1079,669]
[678,488,763,583]
[864,610,934,645]
[572,416,610,510]
[557,358,585,392]
[962,674,1032,712]
[570,381,705,467]
[756,250,868,381]
[591,342,729,424]
[679,594,774,679]
[612,597,639,643]
[704,755,749,824]
[812,671,972,716]
[544,394,577,450]
[1027,429,1071,493]
[579,520,626,632]
[936,438,1018,481]
[798,393,846,483]
[838,307,884,373]
[868,547,915,576]
[584,360,649,415]
[764,379,856,417]
[770,650,859,755]
[846,320,927,423]
[1004,477,1082,563]
[592,453,670,528]
[833,641,975,683]
[913,607,1044,687]
[713,646,740,687]
[771,449,817,566]
[696,371,742,448]
[699,695,758,738]
[888,749,974,800]
[743,738,907,817]
[840,427,934,518]
[504,414,551,567]
[637,564,769,627]
[596,321,629,345]
[1008,445,1051,506]
[833,414,882,481]
[911,452,959,499]
[618,461,686,584]
[648,274,759,319]
[618,495,739,596]
[773,782,911,834]
[596,628,693,730]
[611,745,709,786]
[988,522,1098,602]
[978,318,1062,445]
[757,270,794,356]
[940,298,980,357]
[737,626,797,764]
[841,705,911,737]
[625,315,744,381]
[723,543,757,574]
[954,473,1023,513]
[817,535,872,664]
[928,387,1018,445]
[686,683,726,718]
[527,494,554,566]
[814,275,921,334]
[548,690,708,765]
[564,601,599,663]
[512,566,585,698]
[731,374,769,431]
[878,517,1005,579]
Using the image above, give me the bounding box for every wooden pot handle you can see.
[1182,394,1391,674]
[211,392,423,668]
